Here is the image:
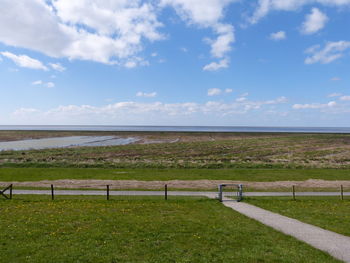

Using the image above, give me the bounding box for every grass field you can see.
[0,167,350,181]
[246,197,350,237]
[1,168,350,192]
[1,131,350,169]
[0,196,339,262]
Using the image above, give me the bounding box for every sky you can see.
[0,0,350,127]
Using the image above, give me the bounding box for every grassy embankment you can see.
[0,168,349,191]
[246,197,350,237]
[0,197,339,263]
[0,167,349,181]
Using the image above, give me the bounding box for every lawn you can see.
[246,197,350,237]
[0,196,339,262]
[0,167,350,182]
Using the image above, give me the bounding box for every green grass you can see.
[246,197,350,237]
[1,167,350,182]
[0,196,339,262]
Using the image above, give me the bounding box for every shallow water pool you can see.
[0,136,138,151]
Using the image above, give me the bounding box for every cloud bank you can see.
[0,0,238,71]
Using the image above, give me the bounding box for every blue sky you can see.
[0,0,349,126]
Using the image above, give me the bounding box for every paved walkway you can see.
[11,189,216,198]
[223,201,350,263]
[9,189,350,197]
[245,191,350,197]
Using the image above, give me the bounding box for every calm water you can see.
[0,136,138,151]
[0,125,350,133]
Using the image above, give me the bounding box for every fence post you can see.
[292,185,296,201]
[341,185,344,200]
[238,184,243,202]
[10,184,12,199]
[51,184,54,200]
[218,185,223,202]
[107,185,110,200]
[165,184,167,200]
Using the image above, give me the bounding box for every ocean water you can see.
[0,125,350,133]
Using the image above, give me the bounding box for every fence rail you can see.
[0,184,12,199]
[2,184,350,201]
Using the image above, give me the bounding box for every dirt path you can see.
[223,202,350,262]
[1,179,350,189]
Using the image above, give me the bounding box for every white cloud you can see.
[160,0,235,25]
[124,57,150,68]
[32,80,55,88]
[209,24,235,58]
[32,80,43,85]
[46,82,55,88]
[151,52,158,57]
[136,92,157,97]
[0,0,164,67]
[13,108,40,116]
[266,96,288,104]
[236,97,247,102]
[270,31,286,40]
[10,96,288,124]
[305,41,350,64]
[160,0,236,70]
[328,93,342,97]
[340,96,350,101]
[0,1,70,57]
[0,0,239,70]
[1,51,48,70]
[301,8,328,34]
[292,101,336,109]
[249,0,350,24]
[49,63,66,72]
[203,58,229,71]
[207,88,233,96]
[207,88,222,96]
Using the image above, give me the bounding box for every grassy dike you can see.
[0,196,339,263]
[0,167,350,182]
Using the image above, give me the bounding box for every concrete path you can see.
[11,189,216,198]
[245,191,350,197]
[9,189,350,197]
[223,201,350,263]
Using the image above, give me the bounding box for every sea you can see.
[0,125,350,133]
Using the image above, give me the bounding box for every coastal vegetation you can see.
[0,131,350,169]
